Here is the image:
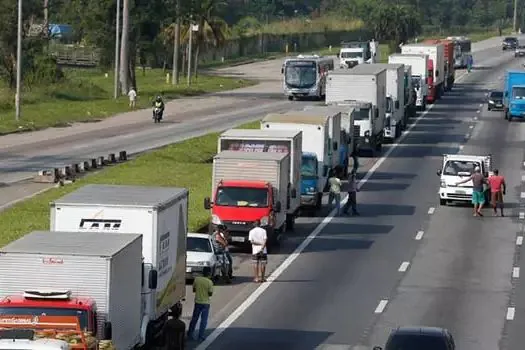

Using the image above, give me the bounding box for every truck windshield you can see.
[340,51,362,58]
[301,157,317,178]
[354,108,370,120]
[187,237,212,253]
[443,160,480,176]
[386,96,393,113]
[215,187,268,207]
[0,307,88,330]
[285,61,317,89]
[386,335,447,350]
[512,87,525,99]
[411,76,421,89]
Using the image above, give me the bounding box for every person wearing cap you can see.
[488,169,506,216]
[343,169,359,216]
[456,165,487,216]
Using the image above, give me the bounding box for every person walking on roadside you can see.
[164,306,186,349]
[128,87,137,109]
[488,169,506,216]
[467,54,473,73]
[456,166,486,216]
[343,169,360,216]
[187,266,213,342]
[350,150,360,174]
[248,220,268,283]
[328,169,342,215]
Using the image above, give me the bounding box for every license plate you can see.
[186,267,191,273]
[231,236,245,243]
[455,190,466,194]
[496,104,502,107]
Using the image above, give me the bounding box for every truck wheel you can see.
[315,193,323,210]
[288,96,293,101]
[439,198,447,206]
[286,214,295,231]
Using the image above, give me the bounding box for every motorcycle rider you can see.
[212,225,233,281]
[152,95,165,120]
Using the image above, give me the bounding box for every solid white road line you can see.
[513,267,520,278]
[427,207,435,215]
[519,212,524,220]
[195,101,439,350]
[415,231,425,240]
[507,307,516,321]
[398,262,410,272]
[374,300,389,314]
[521,174,525,182]
[516,236,523,246]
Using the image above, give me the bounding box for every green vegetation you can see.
[0,120,261,246]
[0,69,254,135]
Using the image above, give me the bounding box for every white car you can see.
[186,232,229,282]
[0,337,69,350]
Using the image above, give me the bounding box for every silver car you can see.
[515,45,525,57]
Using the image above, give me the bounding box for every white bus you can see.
[447,36,472,68]
[281,55,334,101]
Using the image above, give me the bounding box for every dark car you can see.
[503,36,518,50]
[487,90,504,111]
[373,326,455,350]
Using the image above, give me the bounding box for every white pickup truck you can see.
[437,154,492,206]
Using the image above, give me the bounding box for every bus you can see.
[281,55,334,101]
[447,36,472,69]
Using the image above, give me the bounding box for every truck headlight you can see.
[489,100,494,104]
[440,180,446,188]
[211,215,222,225]
[364,130,370,137]
[309,187,316,193]
[260,216,270,226]
[197,261,211,266]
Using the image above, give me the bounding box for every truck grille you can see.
[447,193,471,200]
[222,220,253,234]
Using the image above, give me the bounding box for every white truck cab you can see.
[0,337,69,350]
[437,154,492,206]
[338,40,379,68]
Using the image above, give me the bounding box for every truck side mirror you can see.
[103,321,112,340]
[323,165,329,177]
[505,91,508,97]
[291,188,297,198]
[336,53,340,58]
[149,269,158,289]
[374,109,379,118]
[437,169,442,176]
[436,70,439,77]
[275,201,282,213]
[281,67,284,74]
[204,197,212,209]
[395,100,400,109]
[333,141,338,151]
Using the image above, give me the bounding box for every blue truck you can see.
[504,70,525,121]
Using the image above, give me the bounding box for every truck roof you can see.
[0,231,141,257]
[389,53,427,59]
[368,63,404,70]
[214,150,288,162]
[262,112,330,125]
[402,43,440,47]
[220,128,300,139]
[302,106,342,117]
[329,64,386,75]
[52,184,188,208]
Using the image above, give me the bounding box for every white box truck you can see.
[49,184,188,346]
[0,231,143,350]
[389,53,429,110]
[261,112,334,210]
[217,129,302,228]
[402,64,417,119]
[401,43,445,103]
[326,65,387,155]
[205,151,290,247]
[372,63,406,142]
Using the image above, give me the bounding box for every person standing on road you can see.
[488,169,506,216]
[467,54,473,73]
[213,226,233,280]
[187,266,213,342]
[128,87,137,109]
[248,220,268,283]
[328,169,342,215]
[456,166,486,217]
[343,169,360,216]
[164,305,186,349]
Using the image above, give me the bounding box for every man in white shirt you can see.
[248,220,268,283]
[128,87,137,108]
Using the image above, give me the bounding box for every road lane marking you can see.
[507,307,516,320]
[469,125,474,129]
[519,212,524,220]
[398,262,410,272]
[513,267,520,278]
[374,300,389,314]
[195,102,439,349]
[522,174,525,182]
[474,116,478,120]
[479,103,483,107]
[521,192,525,199]
[459,145,464,150]
[523,161,525,167]
[415,231,425,240]
[517,236,523,246]
[476,110,480,114]
[428,207,435,215]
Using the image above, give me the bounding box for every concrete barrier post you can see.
[91,158,98,169]
[97,156,105,167]
[119,151,127,161]
[108,153,117,163]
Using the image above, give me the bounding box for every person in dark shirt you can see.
[164,304,186,349]
[456,166,486,216]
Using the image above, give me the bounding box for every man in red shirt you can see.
[488,169,506,216]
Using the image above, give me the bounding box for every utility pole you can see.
[513,0,518,33]
[187,21,193,86]
[119,0,129,94]
[172,0,180,85]
[43,0,49,38]
[114,0,121,99]
[15,0,22,121]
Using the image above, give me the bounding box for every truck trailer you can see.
[49,184,188,346]
[504,70,525,121]
[424,39,455,91]
[388,53,429,110]
[0,231,143,350]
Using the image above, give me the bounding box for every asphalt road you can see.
[175,43,525,350]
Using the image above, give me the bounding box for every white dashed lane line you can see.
[513,267,520,278]
[519,212,524,220]
[469,125,474,129]
[374,300,389,314]
[521,174,525,182]
[427,207,435,215]
[398,262,410,272]
[520,192,525,199]
[516,236,523,246]
[507,307,516,321]
[415,231,424,240]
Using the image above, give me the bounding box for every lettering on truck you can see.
[158,231,172,278]
[79,219,122,230]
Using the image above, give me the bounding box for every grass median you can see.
[0,69,256,135]
[0,120,260,247]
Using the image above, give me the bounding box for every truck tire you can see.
[286,214,295,231]
[440,198,447,206]
[315,192,323,210]
[288,96,294,101]
[504,111,508,120]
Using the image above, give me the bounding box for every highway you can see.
[176,41,524,350]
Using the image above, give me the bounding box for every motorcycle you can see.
[213,252,232,284]
[152,107,163,123]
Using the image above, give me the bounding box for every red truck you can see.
[425,39,455,91]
